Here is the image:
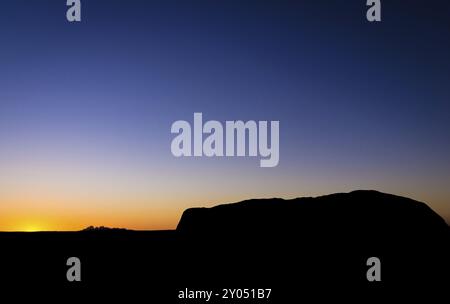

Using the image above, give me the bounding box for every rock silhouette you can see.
[176,190,449,296]
[178,190,448,237]
[0,190,448,300]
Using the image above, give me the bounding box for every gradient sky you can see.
[0,0,449,231]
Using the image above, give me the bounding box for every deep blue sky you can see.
[0,0,449,230]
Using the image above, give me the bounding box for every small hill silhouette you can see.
[81,225,129,232]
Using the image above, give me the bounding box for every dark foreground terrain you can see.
[0,190,448,301]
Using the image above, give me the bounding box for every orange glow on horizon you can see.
[0,210,182,232]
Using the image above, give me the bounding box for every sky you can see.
[0,0,449,231]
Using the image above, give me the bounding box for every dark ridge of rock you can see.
[177,190,448,242]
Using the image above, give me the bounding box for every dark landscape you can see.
[0,190,448,300]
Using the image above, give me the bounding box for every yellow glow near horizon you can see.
[21,225,44,232]
[5,219,50,232]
